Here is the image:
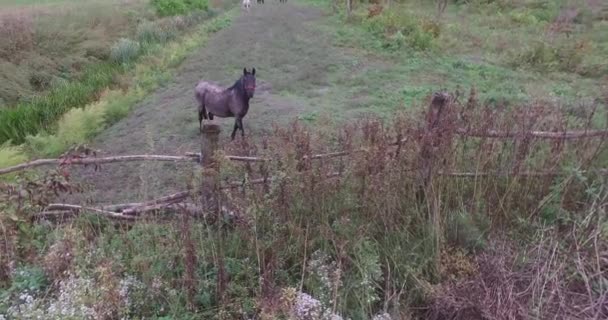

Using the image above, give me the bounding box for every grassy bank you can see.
[0,9,235,167]
[0,0,152,107]
[0,0,217,145]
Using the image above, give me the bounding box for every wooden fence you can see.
[2,92,607,221]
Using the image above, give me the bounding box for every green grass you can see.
[0,0,95,5]
[0,3,222,146]
[0,0,152,106]
[0,62,119,145]
[0,8,235,169]
[314,0,607,116]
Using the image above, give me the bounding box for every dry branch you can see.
[455,128,608,139]
[3,127,604,176]
[0,154,199,175]
[118,191,191,215]
[43,204,138,220]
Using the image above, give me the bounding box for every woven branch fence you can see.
[2,91,607,221]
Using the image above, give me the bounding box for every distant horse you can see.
[242,0,251,10]
[195,68,257,140]
[257,0,264,4]
[279,0,286,3]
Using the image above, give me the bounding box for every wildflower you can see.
[372,313,392,320]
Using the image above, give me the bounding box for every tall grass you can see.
[0,7,218,146]
[1,91,606,318]
[0,9,235,170]
[0,62,118,145]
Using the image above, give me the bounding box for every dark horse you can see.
[279,0,286,3]
[195,68,256,140]
[257,0,263,4]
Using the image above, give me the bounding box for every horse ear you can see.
[252,68,256,76]
[243,68,248,75]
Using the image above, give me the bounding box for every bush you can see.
[151,0,208,17]
[0,143,27,173]
[362,10,437,51]
[110,38,141,65]
[510,39,588,73]
[137,21,177,45]
[26,98,107,157]
[446,210,487,252]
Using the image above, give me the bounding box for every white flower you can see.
[372,312,392,320]
[290,292,346,320]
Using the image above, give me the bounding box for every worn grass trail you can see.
[65,2,375,204]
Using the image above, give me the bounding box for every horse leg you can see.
[198,111,202,131]
[198,107,205,132]
[238,118,245,137]
[231,120,239,141]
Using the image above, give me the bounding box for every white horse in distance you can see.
[242,0,251,11]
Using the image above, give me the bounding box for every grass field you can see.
[1,0,607,319]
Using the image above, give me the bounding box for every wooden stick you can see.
[43,204,138,220]
[455,128,608,139]
[0,154,199,176]
[122,191,190,210]
[33,210,77,222]
[35,203,204,223]
[436,171,562,177]
[2,128,605,176]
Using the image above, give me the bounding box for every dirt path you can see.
[63,2,363,204]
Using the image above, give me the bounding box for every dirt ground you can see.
[62,2,371,205]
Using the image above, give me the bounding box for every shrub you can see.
[26,98,106,157]
[0,143,27,178]
[362,9,437,51]
[102,90,140,126]
[0,12,34,61]
[509,9,540,26]
[510,39,588,73]
[446,210,486,252]
[137,21,176,45]
[110,38,141,65]
[151,0,208,17]
[186,0,209,11]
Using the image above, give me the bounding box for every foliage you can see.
[509,39,590,74]
[2,92,608,318]
[0,62,117,145]
[0,143,27,175]
[361,8,438,51]
[25,99,106,157]
[0,1,150,106]
[151,0,209,17]
[0,7,230,152]
[110,38,142,65]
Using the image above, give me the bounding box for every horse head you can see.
[242,68,256,99]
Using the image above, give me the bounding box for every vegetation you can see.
[321,0,607,107]
[0,0,215,145]
[1,0,608,319]
[1,96,607,318]
[151,0,209,16]
[0,10,234,165]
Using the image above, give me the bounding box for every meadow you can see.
[1,0,607,319]
[0,0,214,145]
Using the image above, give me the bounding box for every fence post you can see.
[418,91,451,271]
[419,92,450,192]
[199,123,227,305]
[200,124,221,167]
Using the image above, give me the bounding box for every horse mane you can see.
[228,77,247,99]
